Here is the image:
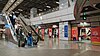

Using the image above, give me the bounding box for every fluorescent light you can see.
[14,4,17,6]
[52,25,58,28]
[39,9,42,11]
[11,0,14,3]
[46,6,51,8]
[56,2,59,4]
[18,9,23,11]
[15,11,19,13]
[17,2,20,4]
[79,22,90,26]
[38,26,41,29]
[39,13,41,16]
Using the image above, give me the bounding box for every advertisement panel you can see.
[91,27,100,43]
[64,25,68,37]
[71,27,78,40]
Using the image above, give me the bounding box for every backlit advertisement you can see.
[71,27,78,40]
[91,27,100,43]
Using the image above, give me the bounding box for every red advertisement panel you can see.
[71,27,78,40]
[41,29,44,40]
[91,27,100,42]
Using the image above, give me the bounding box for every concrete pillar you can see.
[68,22,71,40]
[59,22,72,40]
[59,22,68,40]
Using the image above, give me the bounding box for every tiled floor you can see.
[0,37,100,56]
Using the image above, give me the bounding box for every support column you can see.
[68,22,71,40]
[59,22,72,40]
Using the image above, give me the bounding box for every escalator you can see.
[4,15,18,44]
[18,14,44,44]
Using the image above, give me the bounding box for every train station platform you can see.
[0,37,100,56]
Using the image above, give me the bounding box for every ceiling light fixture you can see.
[39,13,41,16]
[17,2,20,4]
[52,25,58,28]
[14,4,17,6]
[18,9,23,11]
[39,9,42,11]
[11,0,14,3]
[46,6,51,8]
[15,11,19,13]
[56,2,59,4]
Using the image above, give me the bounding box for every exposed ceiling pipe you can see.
[2,0,23,14]
[2,0,16,13]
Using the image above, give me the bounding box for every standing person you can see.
[27,32,33,46]
[19,26,24,41]
[21,32,27,47]
[13,14,16,27]
[17,26,24,47]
